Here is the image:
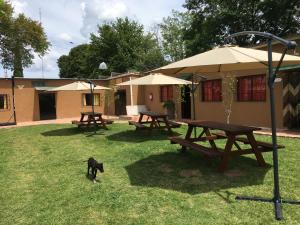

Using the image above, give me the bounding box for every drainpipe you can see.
[130,76,133,106]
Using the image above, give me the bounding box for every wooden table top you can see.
[81,112,102,116]
[140,111,168,117]
[185,120,261,134]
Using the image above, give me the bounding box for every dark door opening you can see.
[181,86,191,119]
[39,93,56,120]
[115,90,127,116]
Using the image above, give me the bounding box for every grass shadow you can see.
[41,127,82,136]
[125,152,271,195]
[106,129,182,143]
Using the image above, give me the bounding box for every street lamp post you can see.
[88,62,107,131]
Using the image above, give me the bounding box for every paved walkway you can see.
[255,129,300,138]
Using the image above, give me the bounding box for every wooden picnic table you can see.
[128,111,181,133]
[72,112,113,129]
[170,120,284,172]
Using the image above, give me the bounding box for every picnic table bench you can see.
[128,111,181,133]
[169,120,284,172]
[72,112,113,129]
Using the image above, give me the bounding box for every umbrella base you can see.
[236,195,300,220]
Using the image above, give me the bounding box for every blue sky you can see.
[0,0,185,78]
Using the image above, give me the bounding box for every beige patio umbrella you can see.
[50,81,111,126]
[50,81,111,91]
[152,45,300,74]
[117,73,192,108]
[116,73,192,86]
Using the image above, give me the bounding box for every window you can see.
[82,93,101,106]
[0,94,8,110]
[237,75,266,101]
[160,85,173,102]
[202,79,222,102]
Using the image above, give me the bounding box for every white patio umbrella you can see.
[152,45,300,74]
[50,81,111,128]
[117,73,192,86]
[50,81,111,91]
[117,73,192,109]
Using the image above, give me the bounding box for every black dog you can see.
[87,157,104,182]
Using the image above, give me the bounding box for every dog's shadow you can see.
[86,174,101,183]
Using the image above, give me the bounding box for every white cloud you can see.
[80,0,128,37]
[10,0,28,16]
[59,33,72,42]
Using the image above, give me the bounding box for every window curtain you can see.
[94,94,100,106]
[160,86,173,102]
[4,95,7,109]
[83,94,87,106]
[202,80,222,101]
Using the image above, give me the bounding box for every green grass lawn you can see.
[0,124,299,225]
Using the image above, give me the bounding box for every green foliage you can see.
[222,73,237,124]
[57,44,90,78]
[162,100,175,109]
[160,10,192,62]
[183,0,300,56]
[58,17,165,79]
[0,1,50,77]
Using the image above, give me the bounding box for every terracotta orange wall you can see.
[0,79,108,123]
[142,69,285,129]
[107,75,144,115]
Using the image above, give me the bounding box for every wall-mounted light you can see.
[149,93,153,101]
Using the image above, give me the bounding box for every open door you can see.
[115,90,127,115]
[39,93,56,120]
[181,86,191,119]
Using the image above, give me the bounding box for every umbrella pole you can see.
[90,82,97,132]
[192,74,196,137]
[230,32,300,221]
[12,75,17,125]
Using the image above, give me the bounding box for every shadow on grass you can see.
[41,127,104,137]
[106,129,182,143]
[125,152,271,195]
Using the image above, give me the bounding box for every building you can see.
[0,73,141,125]
[1,36,300,129]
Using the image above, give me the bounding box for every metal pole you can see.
[130,77,133,106]
[192,74,196,137]
[267,39,282,220]
[229,31,300,221]
[11,76,17,125]
[89,81,97,130]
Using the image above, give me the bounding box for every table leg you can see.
[218,135,235,172]
[204,128,217,150]
[80,114,84,122]
[181,125,194,152]
[247,133,266,167]
[163,117,172,133]
[99,115,108,130]
[138,113,144,123]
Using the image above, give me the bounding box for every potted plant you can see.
[162,100,175,119]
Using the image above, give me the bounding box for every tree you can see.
[222,73,236,124]
[0,1,50,77]
[57,44,90,78]
[89,17,165,77]
[160,10,192,62]
[183,0,300,56]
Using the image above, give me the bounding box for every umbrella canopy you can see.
[117,73,192,86]
[50,81,111,91]
[152,45,300,74]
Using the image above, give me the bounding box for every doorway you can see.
[181,86,191,119]
[115,90,127,115]
[39,93,56,120]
